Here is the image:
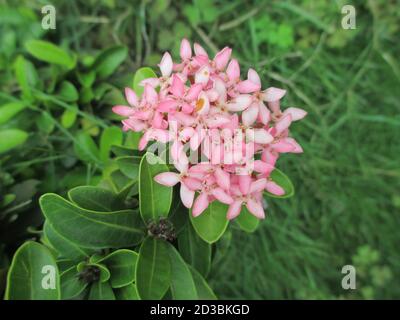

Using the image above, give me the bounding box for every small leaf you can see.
[100,126,123,163]
[14,55,38,99]
[95,249,138,288]
[139,153,172,223]
[68,186,126,212]
[77,71,96,88]
[264,168,295,198]
[40,193,144,249]
[133,67,157,96]
[5,241,60,300]
[114,283,140,300]
[190,200,229,244]
[0,101,28,125]
[60,266,88,300]
[36,112,55,134]
[25,40,76,69]
[178,223,211,277]
[236,206,260,233]
[57,81,79,102]
[89,281,116,300]
[73,131,101,165]
[136,237,171,300]
[167,242,198,300]
[61,107,78,129]
[92,45,128,79]
[0,129,28,154]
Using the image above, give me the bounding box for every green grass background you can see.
[1,0,399,299]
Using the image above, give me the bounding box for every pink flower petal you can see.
[211,187,233,205]
[124,88,138,107]
[180,38,192,60]
[258,102,271,124]
[182,177,202,191]
[250,178,267,193]
[262,87,286,102]
[192,192,210,217]
[170,74,185,98]
[242,103,259,126]
[154,172,180,186]
[246,129,274,144]
[226,94,252,112]
[158,99,178,112]
[112,105,134,117]
[159,52,173,77]
[214,167,230,190]
[265,181,285,196]
[246,198,265,219]
[275,114,292,136]
[185,84,203,101]
[238,174,252,195]
[194,92,210,115]
[195,65,210,85]
[237,80,261,94]
[226,59,240,81]
[283,107,307,121]
[194,42,208,58]
[180,183,195,208]
[247,68,261,86]
[285,137,303,153]
[214,47,232,70]
[144,84,158,105]
[227,200,242,220]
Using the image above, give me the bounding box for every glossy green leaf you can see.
[189,266,217,300]
[0,129,28,154]
[57,81,79,102]
[0,101,27,125]
[178,223,211,277]
[139,153,172,223]
[5,241,60,300]
[190,200,229,244]
[236,206,260,233]
[73,131,101,165]
[116,156,140,180]
[92,45,127,79]
[264,168,295,198]
[111,145,144,157]
[100,126,123,163]
[114,283,140,300]
[136,237,171,300]
[167,242,198,300]
[68,186,126,212]
[25,40,76,69]
[95,249,138,288]
[133,67,157,96]
[89,281,115,300]
[44,222,92,260]
[40,193,144,249]
[60,266,88,300]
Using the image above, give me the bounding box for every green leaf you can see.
[117,156,140,180]
[167,242,198,300]
[14,55,38,99]
[236,206,260,233]
[25,40,76,69]
[89,281,116,300]
[133,67,157,96]
[92,45,128,79]
[114,283,140,300]
[190,200,229,244]
[111,145,144,157]
[5,241,60,300]
[0,101,28,125]
[73,131,101,165]
[136,237,171,300]
[139,153,172,223]
[60,266,88,300]
[61,106,78,129]
[44,222,92,260]
[178,223,211,277]
[95,249,138,288]
[264,168,295,198]
[0,129,28,154]
[100,126,123,163]
[36,112,55,134]
[39,193,144,249]
[57,81,79,102]
[77,71,96,88]
[189,266,217,299]
[68,186,126,212]
[77,262,110,283]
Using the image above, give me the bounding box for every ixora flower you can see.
[113,39,306,220]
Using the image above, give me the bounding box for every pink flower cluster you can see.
[113,39,306,220]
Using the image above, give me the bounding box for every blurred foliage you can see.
[0,0,399,299]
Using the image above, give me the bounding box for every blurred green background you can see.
[1,0,399,299]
